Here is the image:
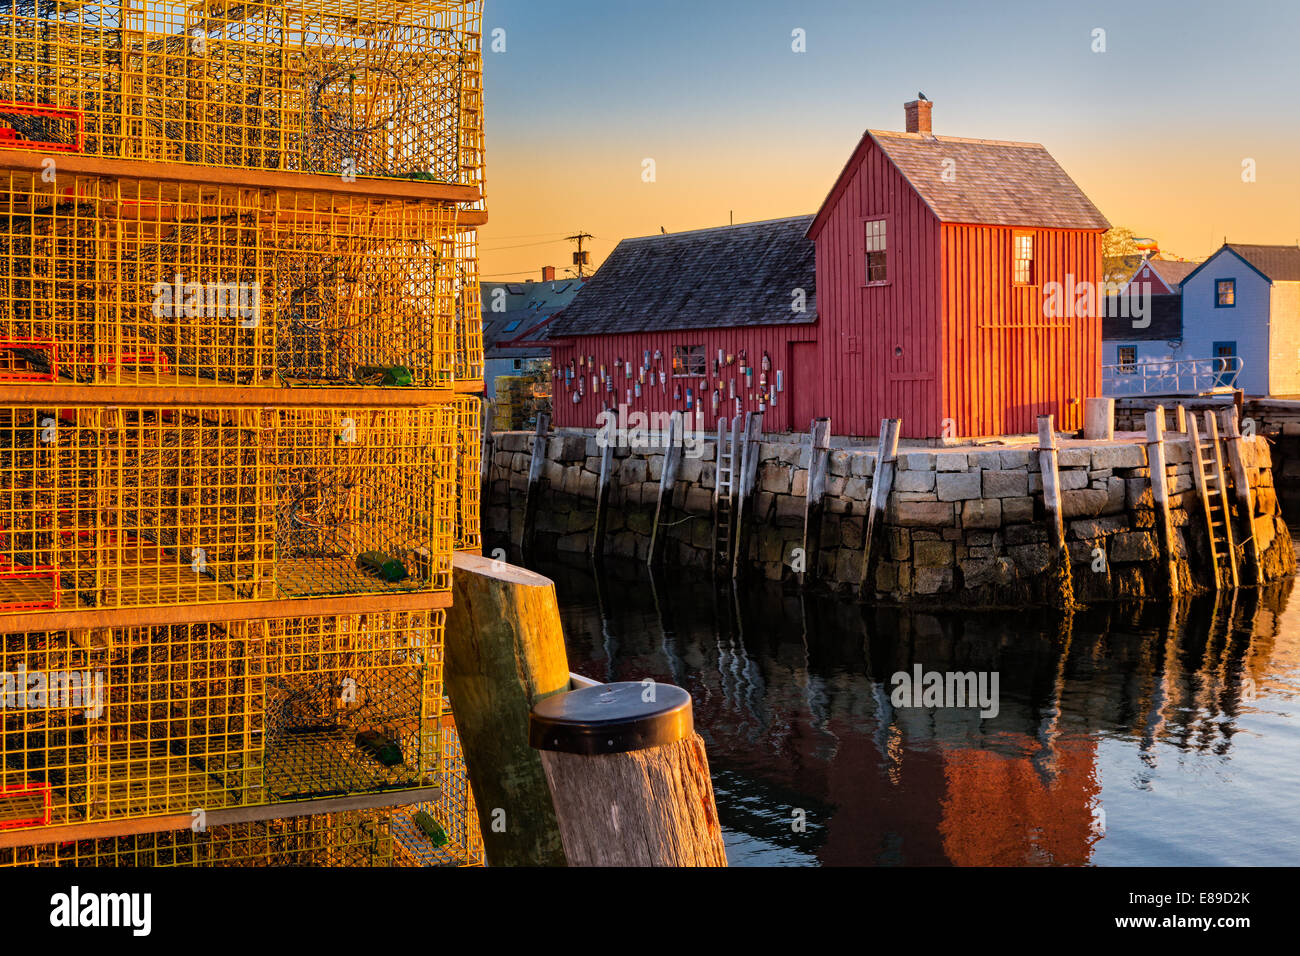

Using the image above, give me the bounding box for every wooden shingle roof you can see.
[545,216,817,338]
[1225,244,1300,281]
[812,129,1110,235]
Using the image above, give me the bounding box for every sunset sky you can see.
[479,0,1300,282]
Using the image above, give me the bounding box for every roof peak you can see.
[625,215,814,243]
[869,129,1045,149]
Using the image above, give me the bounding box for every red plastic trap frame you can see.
[0,784,53,831]
[0,102,84,153]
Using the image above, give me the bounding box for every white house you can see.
[1180,244,1300,396]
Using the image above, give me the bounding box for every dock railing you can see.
[1102,356,1244,397]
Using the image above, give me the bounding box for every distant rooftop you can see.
[480,276,586,356]
[1224,243,1300,282]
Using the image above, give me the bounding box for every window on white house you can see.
[1118,345,1137,372]
[672,345,706,377]
[1216,279,1235,307]
[1013,233,1035,285]
[864,219,888,283]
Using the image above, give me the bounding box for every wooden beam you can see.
[0,148,482,204]
[1145,407,1181,597]
[0,786,442,850]
[1037,415,1074,609]
[591,436,614,561]
[800,418,832,587]
[0,590,452,635]
[732,411,764,580]
[647,413,684,567]
[521,413,551,556]
[444,553,569,867]
[858,419,901,597]
[0,382,467,408]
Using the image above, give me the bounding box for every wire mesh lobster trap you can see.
[453,395,480,552]
[0,609,443,833]
[0,809,398,866]
[0,404,453,616]
[0,0,485,186]
[390,705,483,866]
[268,190,459,388]
[0,172,465,388]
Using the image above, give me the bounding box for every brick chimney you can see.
[541,265,556,282]
[904,98,932,135]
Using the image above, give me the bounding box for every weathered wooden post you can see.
[647,413,684,567]
[590,436,614,560]
[1145,407,1181,596]
[529,681,728,867]
[800,417,832,587]
[1037,415,1074,609]
[1084,397,1115,441]
[732,411,764,580]
[1175,404,1187,433]
[521,412,550,556]
[858,418,901,598]
[1219,406,1260,583]
[444,553,570,867]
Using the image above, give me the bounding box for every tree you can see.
[1101,226,1142,289]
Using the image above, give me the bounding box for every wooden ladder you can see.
[712,417,739,578]
[1186,408,1239,590]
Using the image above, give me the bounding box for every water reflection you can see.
[529,552,1300,867]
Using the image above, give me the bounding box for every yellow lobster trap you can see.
[0,172,467,388]
[0,809,399,866]
[0,404,454,616]
[0,0,484,186]
[452,395,480,552]
[0,610,444,833]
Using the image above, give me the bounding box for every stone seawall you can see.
[484,429,1296,606]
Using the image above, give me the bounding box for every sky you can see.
[478,0,1300,281]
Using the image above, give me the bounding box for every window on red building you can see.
[672,345,706,376]
[864,219,888,283]
[1013,232,1035,285]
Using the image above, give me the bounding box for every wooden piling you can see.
[521,412,550,555]
[647,413,684,567]
[444,553,570,867]
[800,418,832,587]
[732,412,764,580]
[1037,415,1074,608]
[858,418,901,598]
[590,436,614,560]
[529,682,728,867]
[1175,404,1187,433]
[1145,407,1181,596]
[1219,406,1260,583]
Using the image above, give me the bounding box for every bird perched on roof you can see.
[918,91,929,101]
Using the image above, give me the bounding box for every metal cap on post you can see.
[529,681,727,866]
[530,682,693,755]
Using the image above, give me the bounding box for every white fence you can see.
[1102,356,1243,397]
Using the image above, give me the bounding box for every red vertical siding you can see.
[548,325,816,433]
[809,143,942,439]
[939,224,1102,437]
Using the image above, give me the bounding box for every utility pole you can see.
[566,231,593,279]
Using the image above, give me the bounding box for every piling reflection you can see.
[540,552,1300,866]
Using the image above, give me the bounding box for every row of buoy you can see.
[557,347,786,412]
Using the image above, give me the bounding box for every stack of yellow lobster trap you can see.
[0,0,486,867]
